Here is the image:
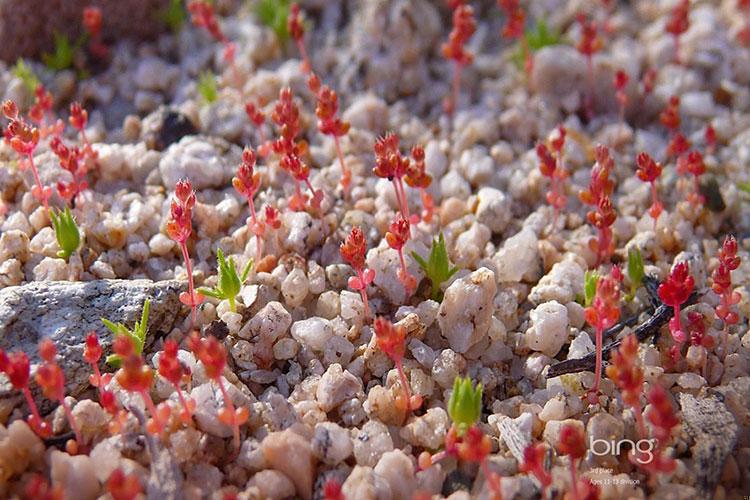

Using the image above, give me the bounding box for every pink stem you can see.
[569,458,579,498]
[296,39,311,73]
[173,383,193,420]
[27,153,49,212]
[140,390,163,433]
[217,377,241,453]
[480,459,502,500]
[356,269,371,319]
[592,325,603,396]
[394,358,413,409]
[673,35,681,65]
[180,241,198,325]
[247,199,263,261]
[334,135,350,195]
[60,398,82,446]
[22,386,44,423]
[450,62,464,116]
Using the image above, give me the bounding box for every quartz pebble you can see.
[244,301,292,341]
[527,301,569,357]
[316,363,362,412]
[353,420,394,467]
[475,187,511,234]
[493,228,540,282]
[312,422,353,465]
[262,429,316,500]
[291,317,334,352]
[399,407,450,450]
[438,267,496,353]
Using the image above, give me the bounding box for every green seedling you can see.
[254,0,292,42]
[738,181,750,194]
[411,233,459,301]
[42,32,84,71]
[626,247,644,301]
[49,207,81,260]
[511,18,561,69]
[448,376,483,435]
[12,59,41,93]
[198,249,253,312]
[584,269,600,307]
[197,70,218,103]
[103,299,150,367]
[161,0,187,33]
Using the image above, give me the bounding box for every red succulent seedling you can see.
[686,311,714,350]
[537,126,568,229]
[739,0,750,45]
[386,214,417,294]
[233,147,264,260]
[83,332,117,414]
[614,69,629,125]
[35,339,83,452]
[641,67,657,95]
[288,3,311,73]
[245,101,267,149]
[308,73,352,194]
[404,145,434,223]
[498,0,525,40]
[3,99,51,211]
[635,152,663,226]
[712,235,741,359]
[665,0,689,64]
[69,102,96,162]
[584,268,621,403]
[677,150,705,207]
[188,0,236,71]
[340,226,375,319]
[28,85,63,139]
[520,443,552,497]
[51,137,89,206]
[106,468,143,500]
[0,349,51,438]
[606,334,646,438]
[658,261,694,359]
[641,385,678,480]
[271,88,323,211]
[579,145,616,266]
[166,179,204,324]
[374,133,413,222]
[576,14,603,119]
[373,317,422,412]
[113,335,170,436]
[660,95,680,131]
[704,124,716,155]
[158,340,195,424]
[442,3,476,115]
[188,332,248,454]
[83,6,109,59]
[559,423,589,499]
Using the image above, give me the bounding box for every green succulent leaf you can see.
[626,247,644,301]
[12,59,41,94]
[254,0,292,42]
[448,376,483,435]
[584,270,600,308]
[160,0,187,33]
[511,18,562,70]
[103,299,151,366]
[738,181,750,194]
[42,32,84,71]
[410,233,459,301]
[198,248,253,312]
[49,207,81,260]
[197,71,218,103]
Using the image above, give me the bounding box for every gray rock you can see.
[0,280,184,407]
[159,136,238,190]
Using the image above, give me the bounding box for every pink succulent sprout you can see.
[584,268,621,403]
[35,339,82,451]
[665,0,690,64]
[288,3,311,73]
[158,340,195,424]
[442,3,476,115]
[340,226,375,319]
[308,73,352,195]
[386,214,417,294]
[537,126,568,228]
[271,87,323,211]
[233,147,264,260]
[635,151,663,227]
[83,332,117,414]
[29,85,64,139]
[3,100,50,211]
[51,137,89,206]
[373,317,422,412]
[189,332,248,454]
[0,349,51,439]
[712,235,741,359]
[166,179,204,324]
[658,261,695,359]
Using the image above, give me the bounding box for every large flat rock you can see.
[0,279,184,409]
